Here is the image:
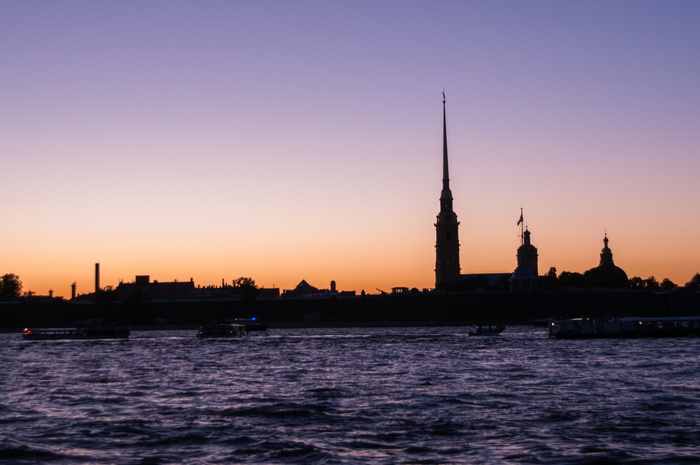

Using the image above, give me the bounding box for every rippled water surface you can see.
[1,326,699,464]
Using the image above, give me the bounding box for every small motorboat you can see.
[468,325,506,336]
[196,322,247,339]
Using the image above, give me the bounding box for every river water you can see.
[1,326,698,464]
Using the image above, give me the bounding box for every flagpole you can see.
[518,207,524,245]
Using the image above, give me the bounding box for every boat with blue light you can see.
[196,322,247,339]
[233,317,268,332]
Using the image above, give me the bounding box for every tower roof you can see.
[599,232,614,268]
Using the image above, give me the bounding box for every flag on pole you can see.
[517,212,523,225]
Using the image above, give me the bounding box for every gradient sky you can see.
[2,1,699,297]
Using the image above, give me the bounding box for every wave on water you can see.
[1,327,699,464]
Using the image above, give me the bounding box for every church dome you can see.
[584,234,629,288]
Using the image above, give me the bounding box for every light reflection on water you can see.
[1,326,699,464]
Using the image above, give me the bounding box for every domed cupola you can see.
[584,233,629,288]
[510,211,539,291]
[518,229,538,275]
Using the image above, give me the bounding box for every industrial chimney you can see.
[71,282,77,300]
[95,263,100,293]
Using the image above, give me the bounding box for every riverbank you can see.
[2,288,697,331]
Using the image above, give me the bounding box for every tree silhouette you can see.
[0,274,22,298]
[685,273,700,290]
[644,276,660,291]
[540,267,560,290]
[232,277,259,301]
[660,278,677,291]
[558,271,585,288]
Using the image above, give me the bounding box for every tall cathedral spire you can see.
[440,92,453,211]
[442,91,450,193]
[435,92,461,288]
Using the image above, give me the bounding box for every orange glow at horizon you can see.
[8,218,699,299]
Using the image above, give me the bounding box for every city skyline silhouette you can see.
[2,2,699,297]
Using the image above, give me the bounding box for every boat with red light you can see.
[23,324,130,340]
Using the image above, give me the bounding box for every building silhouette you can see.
[435,94,461,288]
[115,275,195,301]
[510,226,539,291]
[584,233,629,288]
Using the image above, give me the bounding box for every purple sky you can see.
[2,1,699,296]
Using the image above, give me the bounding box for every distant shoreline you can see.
[3,320,529,334]
[2,289,697,333]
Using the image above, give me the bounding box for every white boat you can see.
[549,316,700,339]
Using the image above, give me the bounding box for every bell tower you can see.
[435,93,461,287]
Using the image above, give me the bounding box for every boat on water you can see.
[196,322,247,339]
[468,325,506,336]
[238,317,268,332]
[23,324,130,340]
[549,316,700,339]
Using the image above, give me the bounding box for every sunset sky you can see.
[2,1,699,297]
